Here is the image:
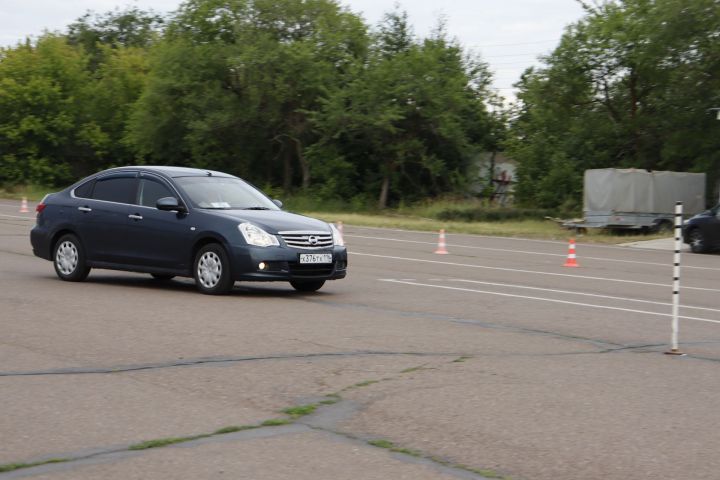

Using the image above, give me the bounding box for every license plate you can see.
[299,253,332,264]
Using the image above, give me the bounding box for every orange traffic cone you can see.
[563,238,579,267]
[19,197,29,213]
[434,229,449,254]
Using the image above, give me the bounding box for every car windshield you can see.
[175,176,279,210]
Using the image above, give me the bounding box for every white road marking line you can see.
[0,213,33,220]
[380,279,720,325]
[347,234,716,271]
[353,252,720,293]
[447,279,720,313]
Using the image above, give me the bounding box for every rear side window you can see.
[92,176,137,204]
[138,178,174,208]
[73,180,94,199]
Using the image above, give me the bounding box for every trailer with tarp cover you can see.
[563,168,706,232]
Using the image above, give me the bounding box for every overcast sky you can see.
[0,0,586,100]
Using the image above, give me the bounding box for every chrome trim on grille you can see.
[279,231,333,249]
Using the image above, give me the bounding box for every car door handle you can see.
[128,214,143,220]
[78,206,92,212]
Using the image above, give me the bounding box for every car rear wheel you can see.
[688,229,708,253]
[290,279,325,292]
[193,244,234,294]
[53,234,91,282]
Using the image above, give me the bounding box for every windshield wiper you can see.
[242,206,272,210]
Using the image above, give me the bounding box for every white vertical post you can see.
[667,201,684,355]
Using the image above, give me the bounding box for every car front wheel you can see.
[688,229,708,253]
[290,279,325,292]
[53,234,91,281]
[193,244,234,294]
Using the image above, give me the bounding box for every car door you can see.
[73,172,137,265]
[704,208,720,249]
[125,174,195,270]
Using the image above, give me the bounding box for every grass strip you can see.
[302,211,671,245]
[213,425,259,435]
[282,404,318,418]
[0,458,70,473]
[368,438,512,479]
[261,418,292,427]
[400,365,427,373]
[129,434,212,450]
[352,380,379,388]
[367,439,422,457]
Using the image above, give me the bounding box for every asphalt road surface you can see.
[2,199,719,480]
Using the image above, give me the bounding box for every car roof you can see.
[102,166,236,179]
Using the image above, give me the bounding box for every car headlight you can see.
[329,223,344,246]
[238,223,279,247]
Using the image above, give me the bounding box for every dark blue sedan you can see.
[682,205,720,254]
[30,166,347,294]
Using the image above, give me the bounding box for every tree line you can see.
[0,0,499,209]
[1,0,718,210]
[508,0,720,209]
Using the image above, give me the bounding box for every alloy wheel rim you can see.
[56,241,78,275]
[198,251,222,288]
[691,232,703,248]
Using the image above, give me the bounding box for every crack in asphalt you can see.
[0,387,496,480]
[0,351,459,377]
[2,343,682,378]
[0,425,308,479]
[296,298,720,363]
[6,338,712,378]
[299,297,637,349]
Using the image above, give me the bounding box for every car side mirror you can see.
[157,196,186,212]
[273,199,283,209]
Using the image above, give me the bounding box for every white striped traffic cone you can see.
[336,221,345,245]
[563,238,579,267]
[434,229,449,254]
[19,197,29,213]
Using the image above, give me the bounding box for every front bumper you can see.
[229,244,347,282]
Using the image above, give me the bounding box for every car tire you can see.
[151,274,175,281]
[193,244,234,294]
[688,229,708,253]
[290,280,325,292]
[53,234,91,282]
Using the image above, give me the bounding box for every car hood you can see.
[687,209,714,222]
[207,209,331,234]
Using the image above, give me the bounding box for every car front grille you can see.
[279,231,333,249]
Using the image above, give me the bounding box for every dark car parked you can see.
[682,205,720,253]
[31,166,347,294]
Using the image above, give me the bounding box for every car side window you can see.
[73,180,94,199]
[138,178,174,208]
[92,176,137,204]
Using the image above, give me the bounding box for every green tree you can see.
[508,0,720,209]
[67,7,165,69]
[87,45,151,167]
[311,10,496,208]
[127,0,367,192]
[0,35,103,185]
